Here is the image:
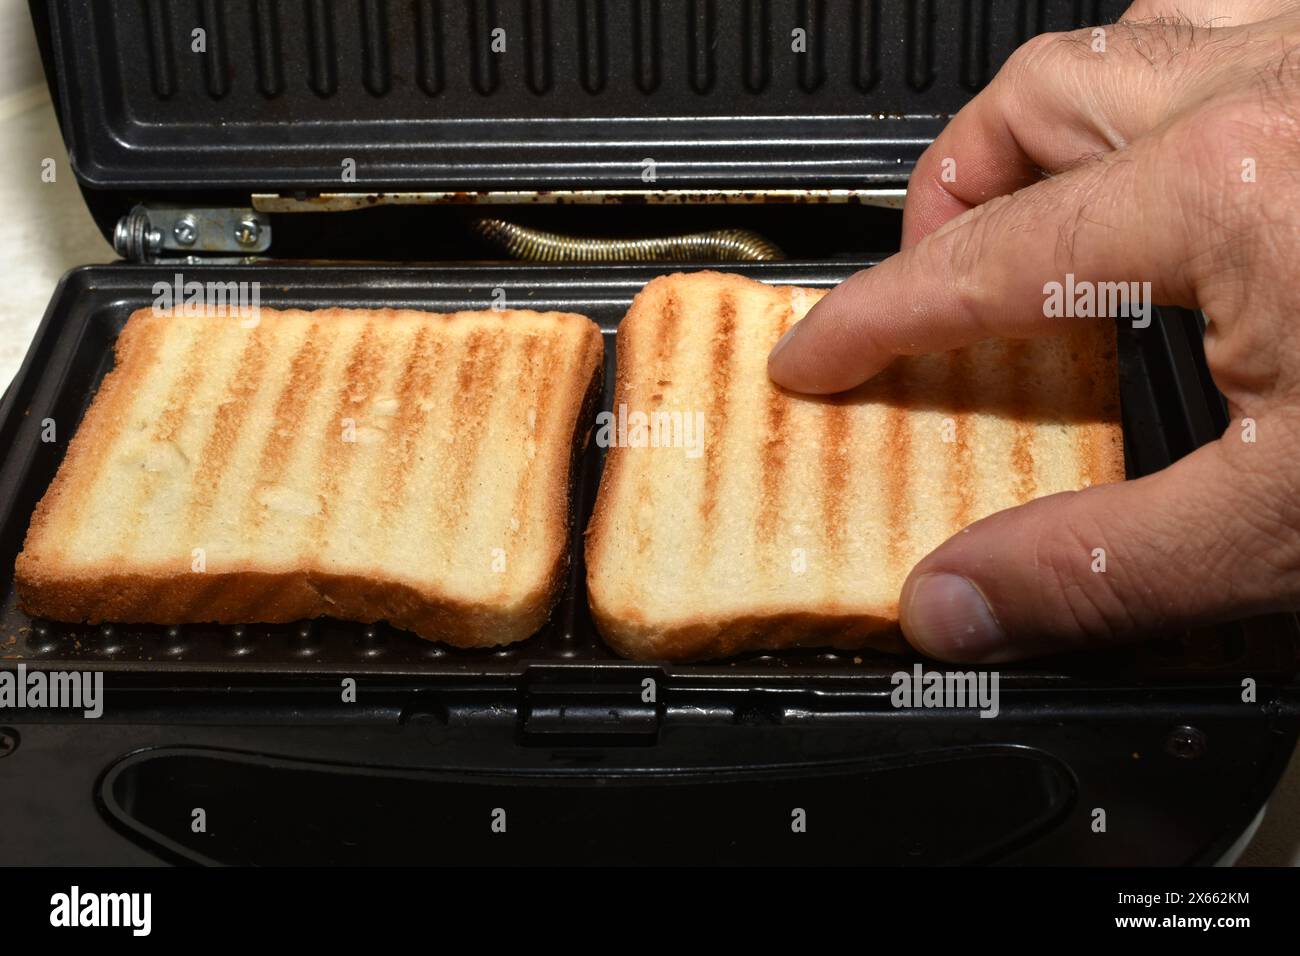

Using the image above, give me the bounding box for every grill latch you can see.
[519,668,663,746]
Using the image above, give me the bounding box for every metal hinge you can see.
[113,204,272,263]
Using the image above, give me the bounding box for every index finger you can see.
[768,143,1195,394]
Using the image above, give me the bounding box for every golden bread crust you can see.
[16,305,604,647]
[585,271,1125,661]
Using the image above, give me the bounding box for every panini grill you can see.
[1,0,1297,865]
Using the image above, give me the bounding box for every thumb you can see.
[899,436,1300,662]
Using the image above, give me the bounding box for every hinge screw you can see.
[1165,725,1207,759]
[172,216,198,246]
[234,217,263,247]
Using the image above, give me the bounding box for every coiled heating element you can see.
[472,218,785,262]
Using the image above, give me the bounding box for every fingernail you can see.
[904,573,1006,660]
[768,320,801,364]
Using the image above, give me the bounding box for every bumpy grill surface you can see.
[43,0,1130,190]
[128,0,1128,102]
[0,264,1281,683]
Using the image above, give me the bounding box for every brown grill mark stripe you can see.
[819,394,851,554]
[1070,330,1105,487]
[314,321,386,540]
[50,314,167,553]
[154,321,213,444]
[700,293,738,529]
[634,291,683,558]
[114,317,217,555]
[655,290,682,370]
[497,333,562,598]
[379,324,442,527]
[948,348,977,529]
[245,321,333,531]
[756,301,794,546]
[440,327,508,543]
[882,364,912,575]
[505,333,551,532]
[1007,341,1037,502]
[187,322,271,532]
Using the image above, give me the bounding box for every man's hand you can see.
[767,0,1300,662]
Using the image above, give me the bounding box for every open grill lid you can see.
[37,0,1129,198]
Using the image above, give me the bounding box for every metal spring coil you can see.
[472,218,785,262]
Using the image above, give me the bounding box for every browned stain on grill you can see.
[187,322,271,532]
[701,294,738,529]
[1006,340,1037,501]
[379,323,442,527]
[947,348,977,529]
[247,320,333,530]
[756,301,794,545]
[882,364,912,574]
[314,321,385,535]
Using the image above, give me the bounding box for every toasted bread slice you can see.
[16,305,603,646]
[585,271,1124,661]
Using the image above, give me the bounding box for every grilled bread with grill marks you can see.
[584,271,1124,661]
[16,306,604,646]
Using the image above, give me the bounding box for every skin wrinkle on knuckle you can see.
[1113,15,1225,71]
[998,34,1060,102]
[1217,441,1300,587]
[1062,23,1203,142]
[1128,457,1286,618]
[1009,35,1094,140]
[1236,509,1300,588]
[1036,154,1132,277]
[1003,33,1063,92]
[1207,500,1299,608]
[1170,78,1300,338]
[936,203,1012,338]
[1245,55,1300,169]
[1133,115,1247,302]
[1033,499,1141,640]
[1054,184,1108,273]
